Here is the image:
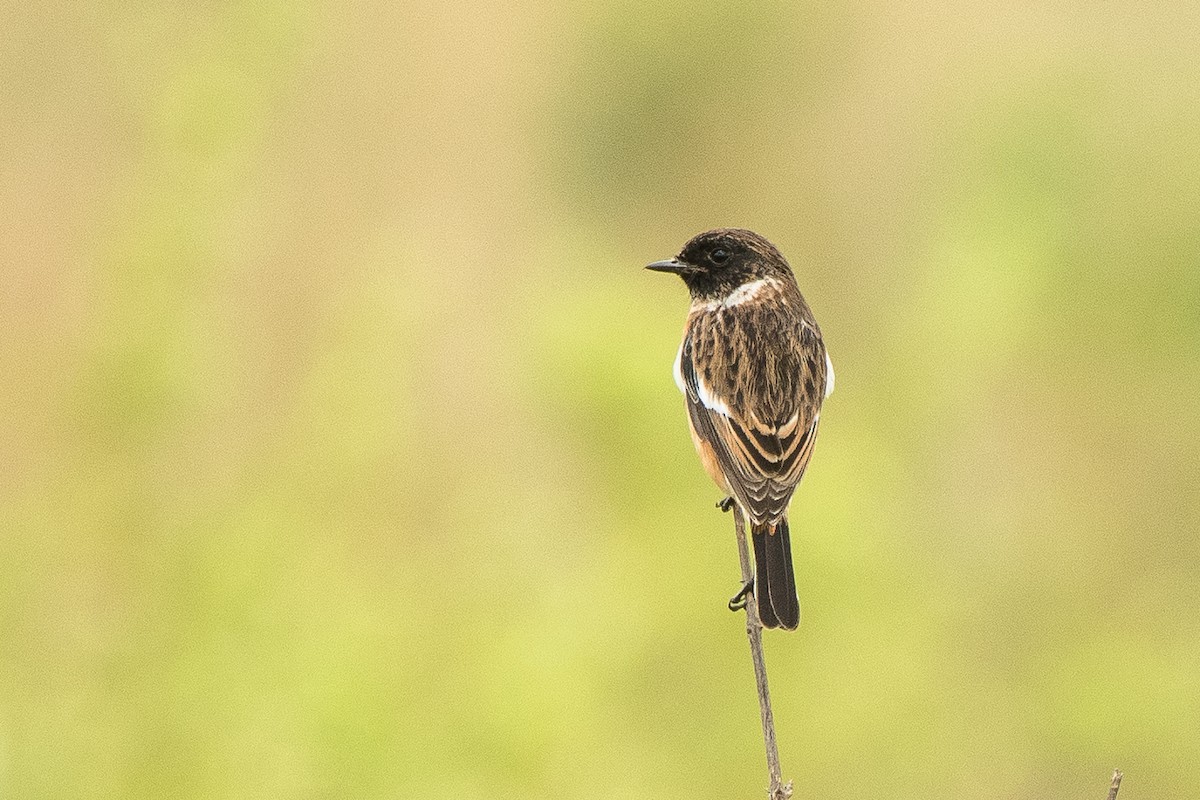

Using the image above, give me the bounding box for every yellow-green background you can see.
[3,3,1198,798]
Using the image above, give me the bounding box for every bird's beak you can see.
[646,258,699,275]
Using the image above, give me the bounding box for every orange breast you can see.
[687,412,732,495]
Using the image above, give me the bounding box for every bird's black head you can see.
[646,228,794,301]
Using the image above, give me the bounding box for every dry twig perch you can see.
[730,504,793,800]
[1107,769,1123,800]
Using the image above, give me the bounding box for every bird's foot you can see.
[728,579,754,612]
[717,496,736,513]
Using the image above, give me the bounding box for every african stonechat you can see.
[648,228,833,630]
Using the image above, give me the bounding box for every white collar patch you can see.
[723,278,772,308]
[696,278,776,312]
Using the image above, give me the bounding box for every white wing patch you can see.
[694,372,731,417]
[675,337,731,416]
[824,350,835,398]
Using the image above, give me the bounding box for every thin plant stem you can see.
[731,504,792,800]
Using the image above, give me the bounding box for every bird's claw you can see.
[717,496,736,513]
[728,579,754,612]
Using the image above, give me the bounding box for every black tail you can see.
[751,518,799,630]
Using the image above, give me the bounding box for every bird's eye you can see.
[709,248,730,265]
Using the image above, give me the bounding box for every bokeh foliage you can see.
[2,2,1198,798]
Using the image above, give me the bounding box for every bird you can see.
[647,228,833,630]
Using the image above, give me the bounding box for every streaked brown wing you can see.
[680,310,826,526]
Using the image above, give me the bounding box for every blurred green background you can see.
[3,2,1198,798]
